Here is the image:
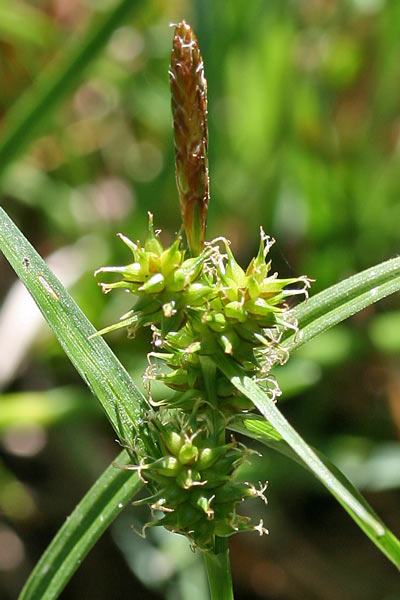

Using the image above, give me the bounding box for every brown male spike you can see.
[169,21,209,256]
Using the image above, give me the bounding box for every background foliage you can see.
[1,1,400,598]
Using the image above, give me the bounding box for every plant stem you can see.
[200,355,234,597]
[0,0,139,178]
[203,537,234,600]
[199,355,219,433]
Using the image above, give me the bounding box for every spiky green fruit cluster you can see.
[94,213,214,339]
[150,232,311,411]
[96,214,310,549]
[130,421,267,551]
[96,214,310,411]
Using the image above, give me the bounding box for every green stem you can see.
[199,355,219,433]
[200,356,234,597]
[203,537,234,600]
[0,0,139,178]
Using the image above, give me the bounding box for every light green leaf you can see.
[218,352,385,535]
[0,206,151,453]
[286,256,400,353]
[229,414,400,569]
[18,450,143,600]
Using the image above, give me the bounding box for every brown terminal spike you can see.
[170,21,209,256]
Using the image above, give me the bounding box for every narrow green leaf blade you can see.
[217,352,384,536]
[18,450,143,600]
[222,257,400,568]
[229,415,400,569]
[0,207,150,451]
[287,257,400,352]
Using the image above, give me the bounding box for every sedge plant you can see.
[93,21,311,553]
[0,14,400,600]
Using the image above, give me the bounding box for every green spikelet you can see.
[170,21,209,257]
[131,423,266,551]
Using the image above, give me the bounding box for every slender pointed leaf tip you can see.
[170,21,209,256]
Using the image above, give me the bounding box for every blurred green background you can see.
[1,0,400,598]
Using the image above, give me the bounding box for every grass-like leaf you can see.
[229,415,400,569]
[0,206,151,453]
[0,0,140,177]
[286,256,400,352]
[18,450,142,600]
[0,205,150,597]
[218,353,387,535]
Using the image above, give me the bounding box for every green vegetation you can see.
[1,2,400,599]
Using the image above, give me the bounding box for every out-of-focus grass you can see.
[1,1,400,599]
